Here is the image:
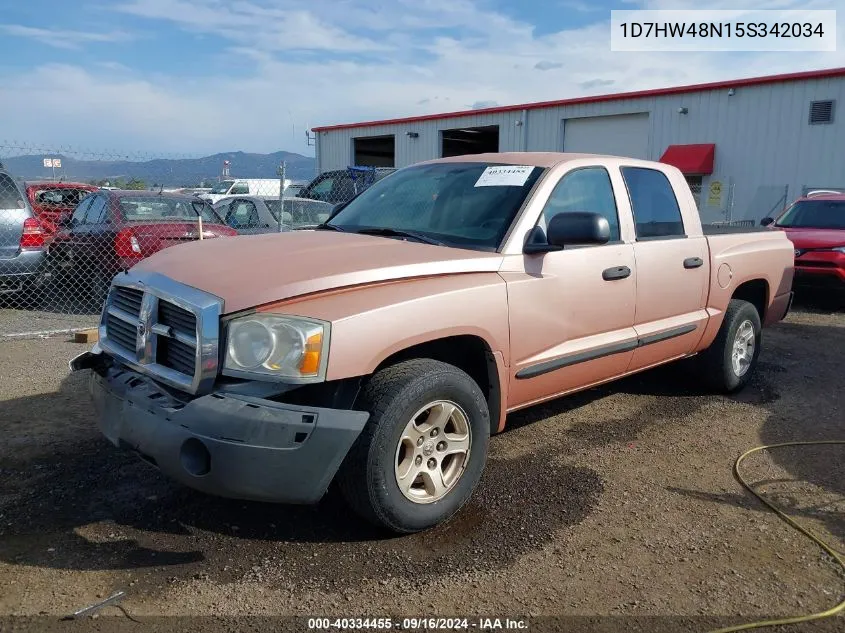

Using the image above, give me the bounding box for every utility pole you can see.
[278,161,287,233]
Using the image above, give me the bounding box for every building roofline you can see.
[312,66,845,133]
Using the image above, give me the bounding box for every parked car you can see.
[284,182,307,197]
[297,166,396,204]
[761,190,845,292]
[72,152,794,533]
[198,179,291,204]
[0,168,48,300]
[213,195,334,234]
[48,190,237,304]
[24,181,99,236]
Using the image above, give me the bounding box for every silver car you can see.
[213,195,335,235]
[0,167,48,302]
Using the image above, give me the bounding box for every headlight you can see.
[223,314,329,381]
[833,246,845,253]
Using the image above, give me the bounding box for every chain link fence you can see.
[0,143,400,339]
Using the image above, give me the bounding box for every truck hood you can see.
[778,227,845,249]
[131,230,504,313]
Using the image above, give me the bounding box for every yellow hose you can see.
[708,441,845,633]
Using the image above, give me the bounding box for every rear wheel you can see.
[698,299,762,393]
[337,358,490,533]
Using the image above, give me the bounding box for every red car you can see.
[25,181,99,237]
[762,191,845,291]
[48,189,238,304]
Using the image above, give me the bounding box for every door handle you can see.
[683,257,704,269]
[602,265,631,281]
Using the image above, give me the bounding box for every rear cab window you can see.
[621,167,686,240]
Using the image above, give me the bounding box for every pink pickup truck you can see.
[71,152,795,533]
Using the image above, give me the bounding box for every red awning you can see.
[659,143,715,175]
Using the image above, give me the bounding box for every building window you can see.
[685,175,703,209]
[809,100,835,125]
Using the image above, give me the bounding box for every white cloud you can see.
[1,0,843,155]
[0,24,133,49]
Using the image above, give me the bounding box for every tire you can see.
[698,299,762,393]
[336,358,490,533]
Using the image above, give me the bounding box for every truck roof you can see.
[419,151,640,168]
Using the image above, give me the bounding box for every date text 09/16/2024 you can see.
[307,617,529,630]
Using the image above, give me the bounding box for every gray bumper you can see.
[0,249,47,282]
[88,363,369,504]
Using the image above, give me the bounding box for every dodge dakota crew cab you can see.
[70,152,795,533]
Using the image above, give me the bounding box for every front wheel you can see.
[336,358,490,533]
[698,298,762,393]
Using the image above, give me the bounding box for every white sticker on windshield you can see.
[474,165,535,187]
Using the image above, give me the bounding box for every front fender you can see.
[264,273,510,380]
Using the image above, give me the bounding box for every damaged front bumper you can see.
[71,348,369,504]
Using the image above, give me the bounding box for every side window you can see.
[333,176,357,201]
[85,196,108,224]
[228,200,260,228]
[621,167,686,239]
[541,167,620,242]
[0,174,24,208]
[310,178,334,198]
[71,197,94,225]
[230,182,249,195]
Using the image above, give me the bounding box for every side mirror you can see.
[760,217,775,226]
[524,211,610,254]
[547,212,610,247]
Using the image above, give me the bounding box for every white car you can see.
[199,179,295,204]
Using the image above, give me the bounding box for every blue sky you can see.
[0,0,842,156]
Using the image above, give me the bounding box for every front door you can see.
[502,166,638,410]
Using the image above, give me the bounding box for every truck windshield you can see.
[325,162,545,251]
[210,181,234,194]
[777,200,845,230]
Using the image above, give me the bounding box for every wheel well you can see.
[373,335,502,435]
[732,279,769,320]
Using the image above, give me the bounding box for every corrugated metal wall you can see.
[316,76,845,222]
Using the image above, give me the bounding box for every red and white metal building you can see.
[312,67,845,224]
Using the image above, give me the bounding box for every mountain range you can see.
[0,151,317,187]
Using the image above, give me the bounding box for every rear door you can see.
[69,194,109,272]
[622,166,709,372]
[0,173,29,260]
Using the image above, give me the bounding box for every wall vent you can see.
[809,100,835,125]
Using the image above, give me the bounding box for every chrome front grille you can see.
[111,286,143,317]
[98,270,223,395]
[105,313,137,352]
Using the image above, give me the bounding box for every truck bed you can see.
[702,222,769,235]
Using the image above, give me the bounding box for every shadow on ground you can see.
[0,370,602,593]
[1,311,842,594]
[668,316,845,547]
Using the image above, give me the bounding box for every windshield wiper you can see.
[353,227,444,246]
[313,222,346,232]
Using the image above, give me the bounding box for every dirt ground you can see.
[0,292,843,633]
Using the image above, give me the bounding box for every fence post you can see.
[278,161,286,233]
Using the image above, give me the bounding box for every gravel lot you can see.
[0,292,843,632]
